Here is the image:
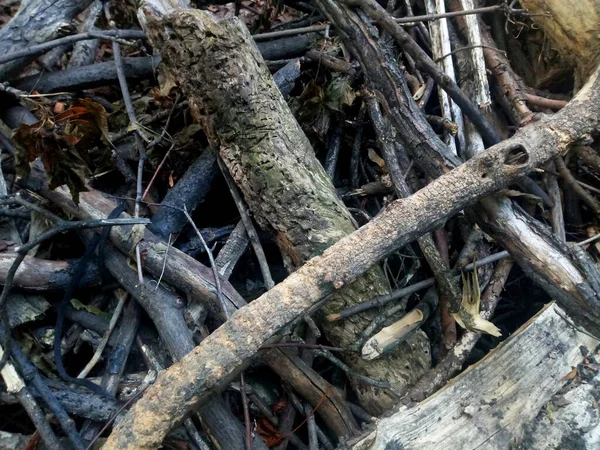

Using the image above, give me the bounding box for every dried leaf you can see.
[367,148,387,171]
[256,417,283,447]
[324,74,356,111]
[70,299,111,321]
[13,99,110,203]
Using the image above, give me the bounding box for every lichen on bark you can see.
[141,6,431,412]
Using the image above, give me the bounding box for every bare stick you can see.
[112,38,147,286]
[425,0,465,155]
[182,207,229,319]
[217,158,275,290]
[554,155,600,214]
[77,290,128,378]
[0,29,145,66]
[253,4,519,41]
[0,346,62,450]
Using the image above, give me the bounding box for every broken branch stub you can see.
[102,64,600,449]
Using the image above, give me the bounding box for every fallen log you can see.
[0,0,93,80]
[99,40,600,448]
[345,303,600,449]
[139,0,430,413]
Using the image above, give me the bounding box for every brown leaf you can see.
[13,99,110,203]
[256,417,283,447]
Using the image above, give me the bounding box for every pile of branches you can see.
[0,0,599,449]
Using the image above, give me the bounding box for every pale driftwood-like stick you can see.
[425,0,465,155]
[101,60,600,449]
[361,309,424,361]
[347,303,599,449]
[459,0,491,109]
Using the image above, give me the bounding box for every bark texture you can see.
[139,4,430,412]
[0,0,94,80]
[102,65,600,450]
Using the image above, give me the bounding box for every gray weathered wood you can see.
[347,303,599,449]
[0,0,93,80]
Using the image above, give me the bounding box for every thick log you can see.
[0,0,94,80]
[100,63,600,449]
[520,0,600,88]
[139,1,430,412]
[346,303,599,449]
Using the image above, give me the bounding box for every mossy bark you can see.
[141,6,430,413]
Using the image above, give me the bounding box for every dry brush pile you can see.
[0,0,599,449]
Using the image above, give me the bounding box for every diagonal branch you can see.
[101,55,600,448]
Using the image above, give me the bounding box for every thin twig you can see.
[253,4,520,41]
[239,372,253,450]
[142,143,174,202]
[77,290,128,378]
[182,206,229,319]
[84,384,149,450]
[183,206,254,449]
[7,334,89,450]
[555,156,600,214]
[217,157,275,290]
[261,343,345,352]
[313,349,395,391]
[434,44,506,63]
[112,37,148,286]
[0,29,145,66]
[326,250,510,322]
[153,232,172,292]
[0,346,62,450]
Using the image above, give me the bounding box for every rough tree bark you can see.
[138,0,430,413]
[0,0,94,80]
[101,63,600,450]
